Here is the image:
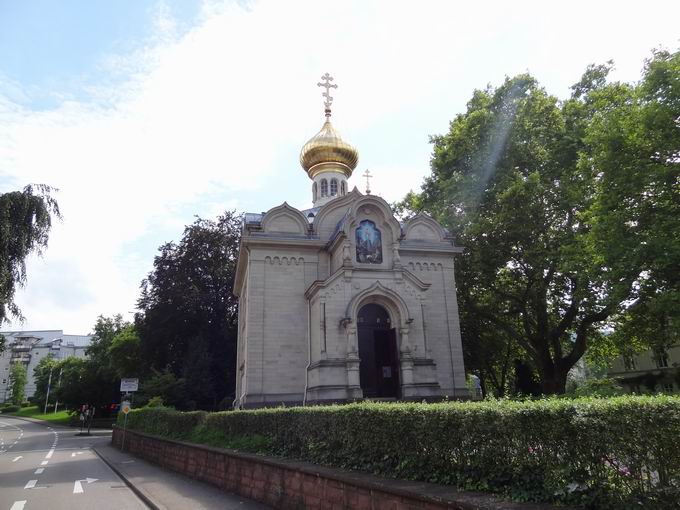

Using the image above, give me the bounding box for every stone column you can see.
[345,325,362,399]
[399,327,411,354]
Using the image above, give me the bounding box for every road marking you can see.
[41,460,48,465]
[10,501,26,510]
[24,480,37,489]
[73,477,98,494]
[12,456,23,462]
[121,460,135,464]
[45,448,54,459]
[35,468,45,474]
[71,451,84,457]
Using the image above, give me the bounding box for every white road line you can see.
[35,468,44,474]
[12,456,22,462]
[41,460,48,465]
[24,480,37,489]
[10,501,26,510]
[45,448,54,459]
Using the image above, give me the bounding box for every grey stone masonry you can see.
[233,191,467,408]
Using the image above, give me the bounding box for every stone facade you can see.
[233,191,467,408]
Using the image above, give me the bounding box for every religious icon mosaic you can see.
[356,220,382,264]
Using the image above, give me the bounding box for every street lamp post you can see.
[43,366,53,414]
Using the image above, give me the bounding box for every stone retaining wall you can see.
[111,426,571,510]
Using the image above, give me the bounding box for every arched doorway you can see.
[357,303,400,398]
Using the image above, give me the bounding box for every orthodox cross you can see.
[363,169,372,194]
[317,73,338,117]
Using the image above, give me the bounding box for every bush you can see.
[0,405,20,413]
[570,378,626,398]
[120,396,680,509]
[146,396,165,408]
[118,406,206,439]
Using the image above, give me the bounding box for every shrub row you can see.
[119,396,680,509]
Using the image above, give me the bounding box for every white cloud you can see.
[1,0,678,332]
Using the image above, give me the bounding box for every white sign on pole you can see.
[120,378,139,392]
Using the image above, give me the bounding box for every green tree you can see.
[9,363,27,405]
[585,49,680,354]
[108,325,141,378]
[136,211,241,409]
[0,184,60,325]
[136,368,187,408]
[401,53,680,394]
[51,316,132,414]
[52,357,88,411]
[32,354,58,407]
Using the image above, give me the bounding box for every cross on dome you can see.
[317,73,338,117]
[363,169,372,194]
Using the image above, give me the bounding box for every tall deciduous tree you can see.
[32,354,59,407]
[136,211,241,409]
[0,184,60,326]
[403,51,679,393]
[585,49,680,355]
[9,363,27,405]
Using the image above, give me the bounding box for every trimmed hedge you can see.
[119,396,680,509]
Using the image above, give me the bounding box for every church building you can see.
[233,75,466,408]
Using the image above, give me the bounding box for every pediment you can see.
[403,213,449,242]
[261,202,309,235]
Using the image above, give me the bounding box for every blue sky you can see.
[1,0,679,333]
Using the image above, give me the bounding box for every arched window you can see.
[330,179,338,196]
[341,181,346,195]
[320,179,328,197]
[313,182,318,202]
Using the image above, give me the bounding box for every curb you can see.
[92,445,159,510]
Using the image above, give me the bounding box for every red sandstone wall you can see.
[111,427,566,510]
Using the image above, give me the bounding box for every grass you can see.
[2,405,72,425]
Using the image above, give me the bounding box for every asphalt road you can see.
[0,416,147,510]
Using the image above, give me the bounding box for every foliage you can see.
[52,315,131,414]
[135,368,187,408]
[9,363,27,405]
[121,396,680,509]
[399,50,680,394]
[108,325,141,378]
[0,405,20,413]
[585,49,680,355]
[146,396,165,407]
[32,354,59,407]
[0,184,60,324]
[569,377,625,398]
[119,406,206,439]
[135,211,241,410]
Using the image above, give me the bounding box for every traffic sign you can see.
[121,400,131,414]
[120,378,139,392]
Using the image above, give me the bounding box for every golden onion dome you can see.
[300,118,359,179]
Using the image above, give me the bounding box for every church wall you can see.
[235,262,249,404]
[237,247,315,407]
[404,256,467,397]
[261,253,308,399]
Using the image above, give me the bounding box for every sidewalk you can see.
[94,443,270,510]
